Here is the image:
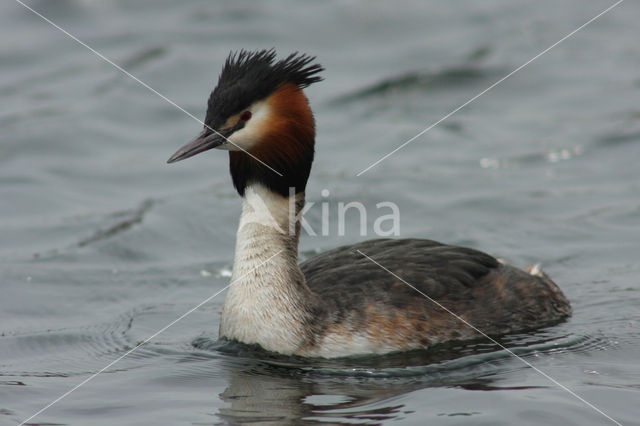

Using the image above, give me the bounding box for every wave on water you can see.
[192,331,613,380]
[329,46,501,106]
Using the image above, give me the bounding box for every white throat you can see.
[219,184,313,354]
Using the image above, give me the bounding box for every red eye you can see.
[240,111,252,121]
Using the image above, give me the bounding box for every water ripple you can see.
[192,331,612,380]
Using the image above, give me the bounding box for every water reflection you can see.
[207,335,567,425]
[218,361,420,425]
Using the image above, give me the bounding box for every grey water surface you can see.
[1,1,639,425]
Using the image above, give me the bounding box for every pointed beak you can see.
[167,128,228,163]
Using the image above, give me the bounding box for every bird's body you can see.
[168,50,570,358]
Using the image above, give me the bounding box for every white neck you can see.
[219,184,314,354]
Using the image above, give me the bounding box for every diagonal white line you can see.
[19,250,283,426]
[356,0,625,176]
[356,249,622,426]
[14,0,283,177]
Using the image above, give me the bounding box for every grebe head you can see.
[167,49,324,197]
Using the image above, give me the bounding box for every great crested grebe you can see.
[167,49,571,358]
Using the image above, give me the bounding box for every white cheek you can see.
[224,102,271,151]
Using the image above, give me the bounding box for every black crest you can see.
[205,49,324,128]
